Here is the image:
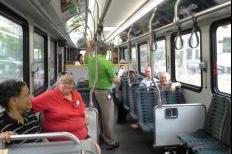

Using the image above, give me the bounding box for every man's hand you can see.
[85,109,89,126]
[112,77,120,84]
[0,131,13,143]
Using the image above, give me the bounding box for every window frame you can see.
[49,38,57,86]
[210,18,231,97]
[171,29,203,92]
[0,2,30,85]
[153,37,167,79]
[33,27,48,96]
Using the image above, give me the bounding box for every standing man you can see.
[87,41,120,150]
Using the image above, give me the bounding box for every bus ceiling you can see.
[0,0,230,48]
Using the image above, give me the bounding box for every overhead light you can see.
[87,0,96,34]
[106,0,165,42]
[104,27,117,32]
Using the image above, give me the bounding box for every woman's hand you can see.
[0,131,13,143]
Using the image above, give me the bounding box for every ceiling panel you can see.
[102,0,148,38]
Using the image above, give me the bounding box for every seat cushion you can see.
[178,130,217,148]
[192,143,230,154]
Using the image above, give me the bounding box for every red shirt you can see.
[32,89,88,140]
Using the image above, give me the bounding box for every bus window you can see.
[139,44,149,73]
[33,32,45,91]
[131,46,137,70]
[49,40,56,85]
[0,15,23,82]
[123,48,129,62]
[174,32,202,88]
[215,24,231,94]
[154,40,166,78]
[106,50,112,61]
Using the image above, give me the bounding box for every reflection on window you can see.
[139,44,149,73]
[123,48,129,62]
[154,40,166,78]
[131,47,137,71]
[174,32,201,87]
[216,24,231,94]
[106,50,112,61]
[49,41,56,83]
[0,15,23,82]
[33,32,45,91]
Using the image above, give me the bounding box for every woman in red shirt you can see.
[32,73,88,141]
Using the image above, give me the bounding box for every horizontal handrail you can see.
[10,132,80,144]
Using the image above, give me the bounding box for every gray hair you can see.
[56,73,74,86]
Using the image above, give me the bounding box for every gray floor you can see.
[101,122,155,154]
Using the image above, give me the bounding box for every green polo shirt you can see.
[87,54,116,90]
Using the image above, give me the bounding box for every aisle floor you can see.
[101,122,155,154]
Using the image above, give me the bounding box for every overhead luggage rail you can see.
[118,1,231,46]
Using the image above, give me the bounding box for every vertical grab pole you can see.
[174,0,181,23]
[148,8,162,106]
[149,8,157,75]
[127,27,132,84]
[90,0,100,107]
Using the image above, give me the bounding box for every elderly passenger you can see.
[159,72,181,92]
[140,67,153,87]
[0,80,41,144]
[32,73,88,141]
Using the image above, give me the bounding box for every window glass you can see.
[131,46,137,70]
[0,15,23,82]
[216,24,231,94]
[154,40,166,78]
[139,44,149,73]
[49,41,56,83]
[174,32,201,87]
[106,50,112,61]
[123,48,129,62]
[33,32,45,91]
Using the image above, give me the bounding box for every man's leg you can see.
[94,90,116,144]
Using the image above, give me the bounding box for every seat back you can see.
[204,95,230,141]
[221,98,231,147]
[121,77,130,110]
[128,81,140,120]
[160,88,185,104]
[137,86,158,126]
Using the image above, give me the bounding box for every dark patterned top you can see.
[0,110,42,145]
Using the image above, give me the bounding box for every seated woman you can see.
[0,80,41,144]
[159,72,181,92]
[75,53,85,66]
[32,73,88,141]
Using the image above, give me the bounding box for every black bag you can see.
[178,0,229,19]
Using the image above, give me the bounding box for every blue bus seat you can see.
[160,88,185,104]
[128,81,140,120]
[120,76,130,111]
[137,86,158,132]
[178,95,231,152]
